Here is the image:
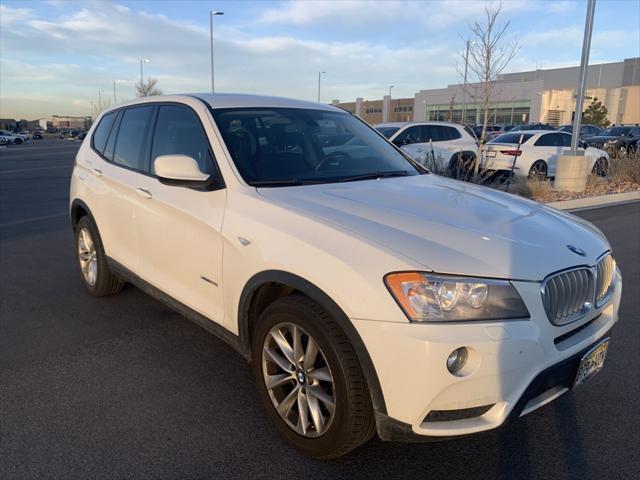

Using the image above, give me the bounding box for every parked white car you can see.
[70,94,621,458]
[482,130,610,179]
[375,121,478,175]
[0,129,27,144]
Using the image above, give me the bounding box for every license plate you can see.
[485,151,497,158]
[574,338,609,387]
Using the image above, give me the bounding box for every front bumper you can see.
[353,275,621,441]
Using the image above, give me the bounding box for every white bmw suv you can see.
[70,94,621,458]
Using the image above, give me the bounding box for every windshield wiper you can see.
[337,170,412,183]
[251,179,327,187]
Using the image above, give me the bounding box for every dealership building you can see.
[334,57,639,126]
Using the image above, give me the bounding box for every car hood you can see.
[257,175,610,281]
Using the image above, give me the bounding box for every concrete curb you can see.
[545,191,640,211]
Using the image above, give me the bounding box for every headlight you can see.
[385,272,529,322]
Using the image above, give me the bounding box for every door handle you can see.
[92,168,102,177]
[136,187,152,199]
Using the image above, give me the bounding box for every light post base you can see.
[554,153,588,192]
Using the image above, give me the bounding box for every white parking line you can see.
[0,212,68,227]
[0,165,72,175]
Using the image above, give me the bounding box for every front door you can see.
[134,103,227,324]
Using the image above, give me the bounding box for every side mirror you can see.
[154,155,213,188]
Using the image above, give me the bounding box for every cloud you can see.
[0,5,34,28]
[1,0,637,119]
[0,2,459,118]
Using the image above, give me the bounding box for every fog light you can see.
[447,347,468,375]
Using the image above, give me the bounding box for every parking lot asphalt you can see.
[1,140,639,479]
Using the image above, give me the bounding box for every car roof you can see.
[374,121,462,128]
[102,93,342,114]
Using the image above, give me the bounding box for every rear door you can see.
[533,133,562,176]
[80,107,155,273]
[134,103,227,324]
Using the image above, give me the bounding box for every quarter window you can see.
[112,106,154,171]
[92,112,117,153]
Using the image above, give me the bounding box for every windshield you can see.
[599,126,631,136]
[213,108,421,186]
[375,126,401,138]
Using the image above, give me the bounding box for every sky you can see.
[1,0,639,119]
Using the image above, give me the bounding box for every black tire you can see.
[74,216,124,296]
[528,160,548,180]
[14,138,23,145]
[591,157,609,177]
[252,295,375,459]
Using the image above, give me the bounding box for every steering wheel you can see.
[315,150,351,171]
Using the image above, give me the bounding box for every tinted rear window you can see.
[488,133,534,144]
[92,112,116,153]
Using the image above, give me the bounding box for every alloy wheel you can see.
[78,227,98,286]
[528,161,547,180]
[262,322,336,438]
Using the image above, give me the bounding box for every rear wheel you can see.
[14,138,23,145]
[591,157,609,177]
[75,216,124,296]
[528,160,548,180]
[252,295,375,458]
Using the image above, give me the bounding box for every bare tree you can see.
[135,78,162,97]
[461,3,518,175]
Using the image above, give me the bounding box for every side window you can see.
[558,133,572,147]
[112,106,154,171]
[92,112,116,153]
[444,126,461,140]
[422,125,440,142]
[535,133,554,147]
[395,126,423,144]
[630,127,640,137]
[151,105,216,175]
[103,110,122,161]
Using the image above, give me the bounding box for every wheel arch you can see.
[70,198,95,228]
[238,270,387,415]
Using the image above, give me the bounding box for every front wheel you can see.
[528,160,548,180]
[252,295,375,458]
[14,138,23,145]
[591,157,609,177]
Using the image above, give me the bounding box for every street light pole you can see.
[210,11,224,93]
[140,59,149,85]
[317,71,325,103]
[113,80,118,104]
[462,40,474,124]
[389,85,394,98]
[571,0,596,154]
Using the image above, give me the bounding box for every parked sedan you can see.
[558,124,603,139]
[0,130,26,144]
[375,121,478,177]
[482,130,609,179]
[584,125,640,156]
[510,123,557,132]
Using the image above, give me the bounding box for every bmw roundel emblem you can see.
[567,244,586,256]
